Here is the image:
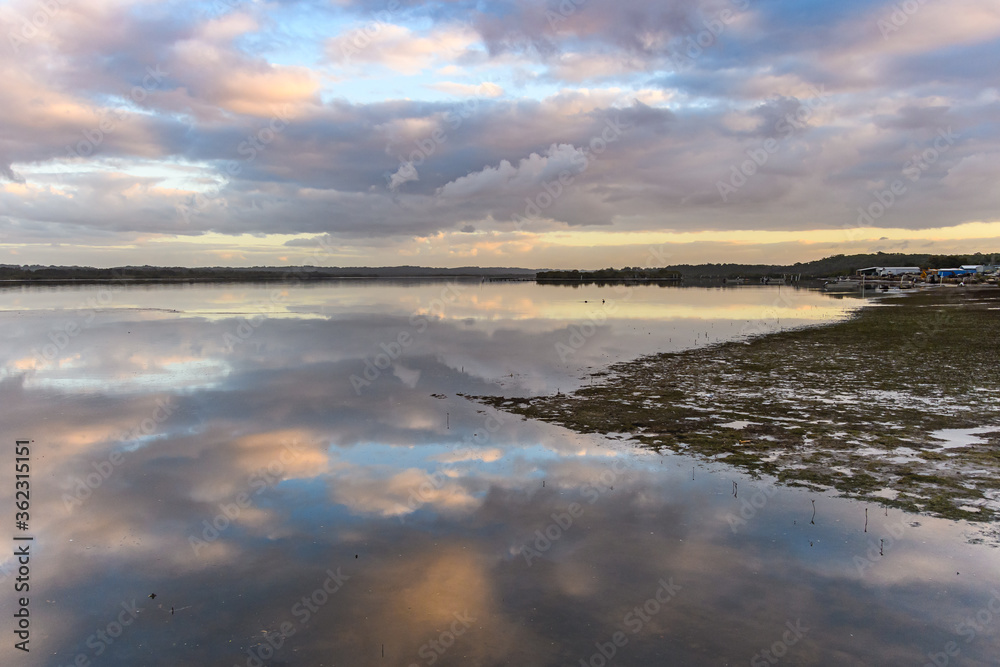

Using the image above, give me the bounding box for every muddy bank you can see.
[474,287,1000,522]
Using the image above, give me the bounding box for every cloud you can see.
[0,0,996,266]
[428,81,505,97]
[387,161,419,190]
[326,23,479,74]
[437,143,588,200]
[0,163,25,183]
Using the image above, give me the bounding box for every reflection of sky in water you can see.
[0,282,997,666]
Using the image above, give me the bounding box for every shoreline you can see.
[474,286,1000,523]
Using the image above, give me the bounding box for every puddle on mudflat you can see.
[929,426,998,450]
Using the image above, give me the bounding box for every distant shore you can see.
[0,268,536,285]
[3,251,997,285]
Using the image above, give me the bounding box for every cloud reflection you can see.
[0,283,997,666]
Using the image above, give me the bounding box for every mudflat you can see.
[476,287,1000,522]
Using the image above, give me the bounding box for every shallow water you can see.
[0,281,997,666]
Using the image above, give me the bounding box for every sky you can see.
[0,0,998,269]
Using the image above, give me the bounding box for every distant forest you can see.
[536,267,683,281]
[0,265,537,282]
[0,252,996,283]
[658,252,999,279]
[540,252,1000,281]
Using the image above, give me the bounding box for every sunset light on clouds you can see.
[1,0,998,267]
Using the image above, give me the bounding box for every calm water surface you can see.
[0,281,997,666]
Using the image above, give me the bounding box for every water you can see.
[0,281,997,666]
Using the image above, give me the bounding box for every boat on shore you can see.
[822,278,868,292]
[823,276,920,292]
